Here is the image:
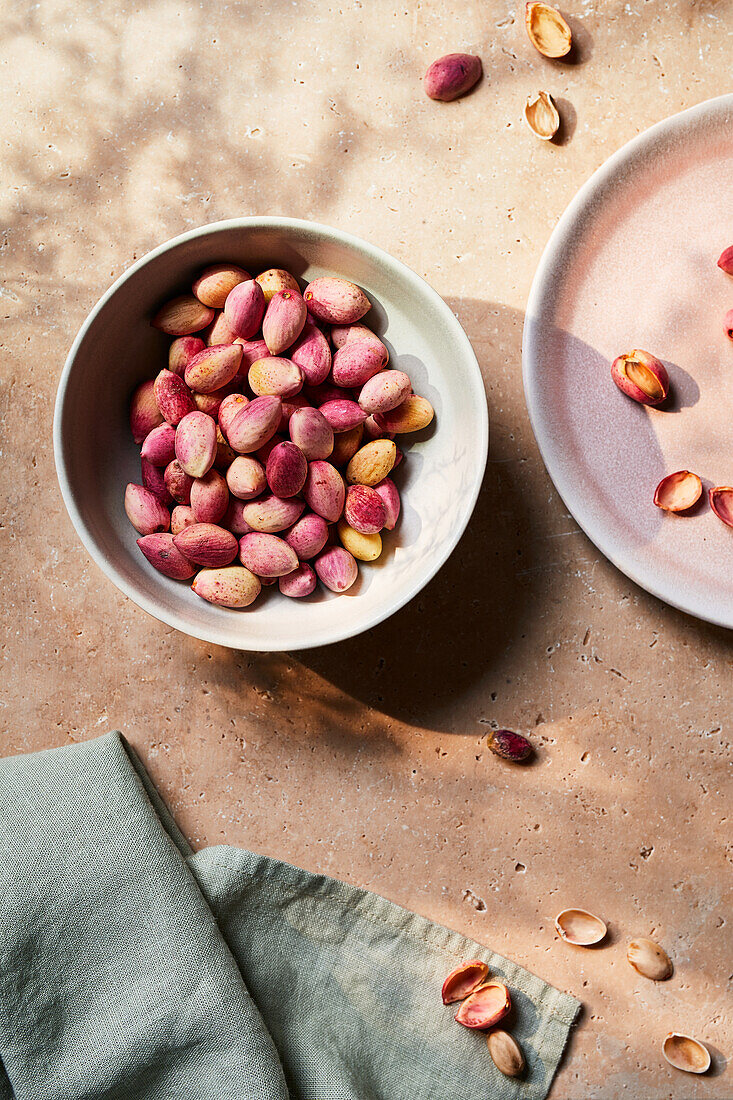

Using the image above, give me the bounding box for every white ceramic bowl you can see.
[54,218,488,650]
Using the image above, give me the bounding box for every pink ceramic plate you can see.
[523,94,733,628]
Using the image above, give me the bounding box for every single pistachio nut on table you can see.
[423,53,482,102]
[487,729,533,762]
[126,261,433,608]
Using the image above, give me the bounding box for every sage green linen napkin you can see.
[0,732,579,1099]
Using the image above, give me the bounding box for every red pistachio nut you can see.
[288,407,334,461]
[332,339,389,387]
[137,533,195,580]
[172,523,238,567]
[441,960,489,1005]
[192,566,261,608]
[164,460,194,505]
[170,504,196,535]
[249,356,303,398]
[174,411,218,479]
[423,53,482,102]
[204,310,239,347]
[290,322,332,385]
[190,468,229,525]
[262,289,308,354]
[152,295,214,336]
[141,458,173,506]
[266,441,308,498]
[717,245,733,275]
[344,484,386,535]
[218,393,250,439]
[285,513,329,560]
[303,277,371,325]
[141,423,177,467]
[241,494,305,534]
[373,478,401,530]
[168,336,205,377]
[255,268,300,302]
[124,484,170,536]
[225,395,283,454]
[184,343,243,394]
[239,532,299,578]
[314,545,359,593]
[488,729,533,762]
[130,379,164,444]
[454,981,511,1030]
[226,456,267,501]
[611,350,669,406]
[710,486,733,528]
[359,369,411,414]
[654,470,702,513]
[223,279,266,339]
[192,264,251,309]
[153,368,196,425]
[278,562,317,597]
[304,461,346,522]
[319,399,368,433]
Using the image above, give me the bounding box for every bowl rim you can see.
[54,216,489,650]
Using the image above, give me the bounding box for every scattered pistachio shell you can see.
[524,91,560,140]
[710,486,733,528]
[454,981,511,1030]
[441,960,489,1005]
[662,1033,711,1074]
[488,729,533,762]
[487,1030,525,1078]
[555,908,607,946]
[627,938,673,981]
[654,471,702,513]
[525,2,572,58]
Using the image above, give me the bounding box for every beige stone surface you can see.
[1,1,731,1096]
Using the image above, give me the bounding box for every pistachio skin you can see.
[716,245,733,275]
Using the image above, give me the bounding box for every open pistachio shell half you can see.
[627,938,673,980]
[555,908,607,946]
[662,1033,711,1074]
[710,486,733,528]
[525,2,572,58]
[454,981,511,1030]
[654,471,702,513]
[441,959,489,1004]
[524,92,560,140]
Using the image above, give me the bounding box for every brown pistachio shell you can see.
[662,1033,711,1074]
[627,938,673,981]
[525,2,572,58]
[654,471,702,513]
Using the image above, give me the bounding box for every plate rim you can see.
[522,94,733,630]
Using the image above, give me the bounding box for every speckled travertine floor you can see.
[1,2,731,1096]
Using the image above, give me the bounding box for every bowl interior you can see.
[55,220,487,650]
